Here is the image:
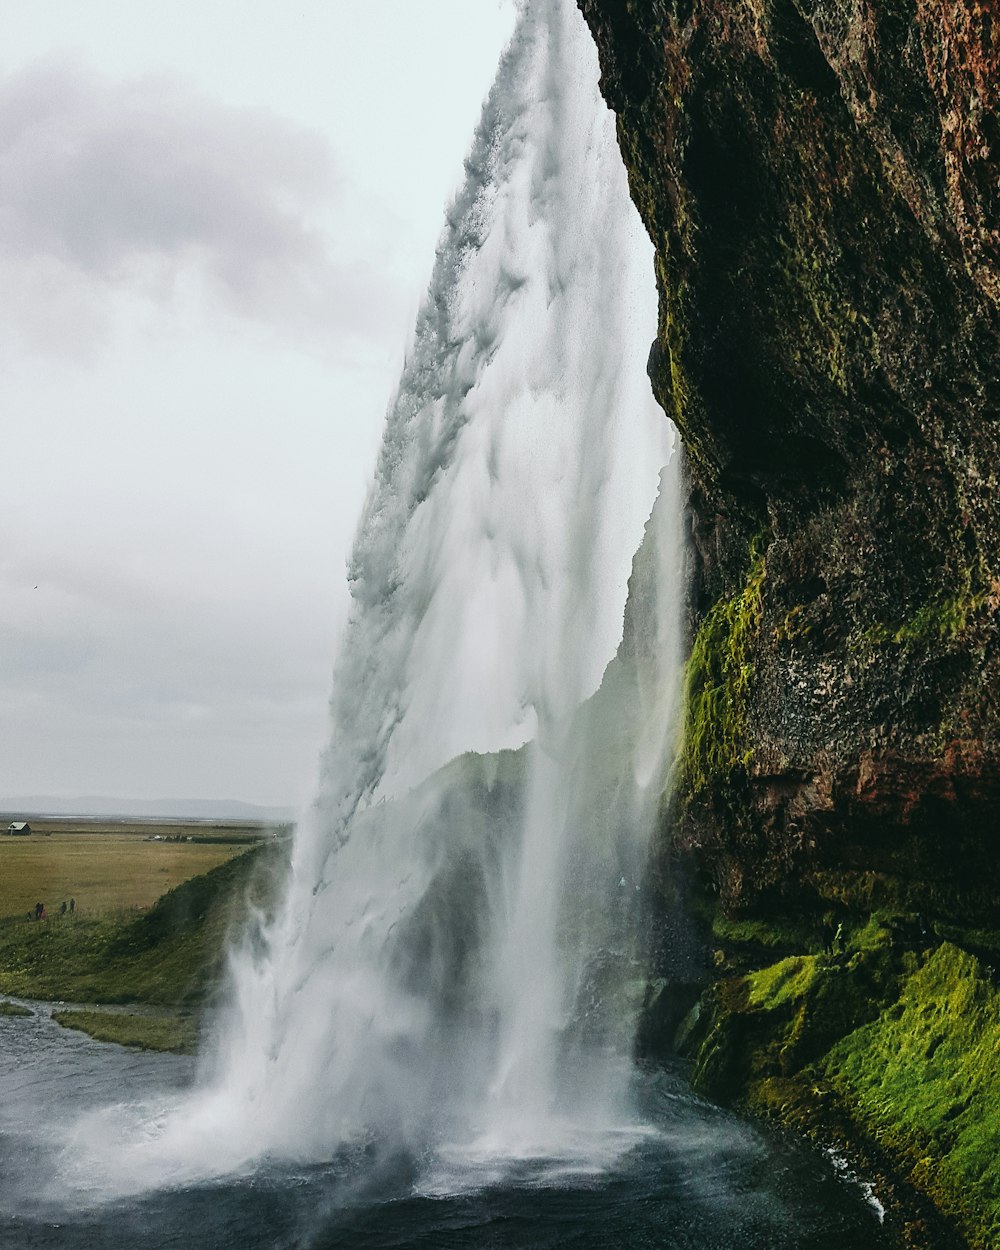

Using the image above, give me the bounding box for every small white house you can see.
[6,822,31,836]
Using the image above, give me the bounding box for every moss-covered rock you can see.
[681,900,1000,1248]
[578,0,1000,918]
[579,3,999,1230]
[822,944,1000,1250]
[681,549,765,799]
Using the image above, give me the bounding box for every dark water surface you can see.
[0,1008,889,1249]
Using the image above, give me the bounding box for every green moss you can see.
[778,231,851,395]
[52,1009,196,1054]
[892,588,988,644]
[662,273,692,429]
[690,918,1000,1248]
[939,926,1000,961]
[844,913,896,953]
[821,944,1000,1248]
[746,955,820,1009]
[711,912,818,952]
[0,1000,31,1017]
[859,559,991,651]
[860,591,987,648]
[775,147,874,397]
[810,870,912,914]
[680,549,765,796]
[775,603,813,642]
[742,953,895,1078]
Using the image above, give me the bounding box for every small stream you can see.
[0,1008,890,1249]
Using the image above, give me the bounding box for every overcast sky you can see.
[1,0,518,808]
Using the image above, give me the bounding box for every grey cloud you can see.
[0,60,395,353]
[0,570,333,803]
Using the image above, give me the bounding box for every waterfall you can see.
[62,0,684,1193]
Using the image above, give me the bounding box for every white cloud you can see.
[0,6,519,806]
[0,59,393,356]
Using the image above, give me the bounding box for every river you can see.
[0,1006,889,1249]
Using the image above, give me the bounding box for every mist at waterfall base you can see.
[85,0,674,1183]
[0,2,891,1245]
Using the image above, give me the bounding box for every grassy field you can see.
[0,838,287,1008]
[0,822,264,921]
[0,819,288,1051]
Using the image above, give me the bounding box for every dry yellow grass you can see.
[0,827,255,919]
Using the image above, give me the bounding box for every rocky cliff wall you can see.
[579,0,1000,925]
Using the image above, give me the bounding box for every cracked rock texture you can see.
[579,0,1000,924]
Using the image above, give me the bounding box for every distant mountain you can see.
[0,796,296,823]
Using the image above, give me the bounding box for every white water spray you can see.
[61,0,684,1194]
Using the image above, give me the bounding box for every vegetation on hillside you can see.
[0,840,287,1051]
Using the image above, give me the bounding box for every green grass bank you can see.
[51,1008,198,1054]
[0,840,286,1052]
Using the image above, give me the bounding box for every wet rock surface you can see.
[578,0,999,920]
[579,1,999,1244]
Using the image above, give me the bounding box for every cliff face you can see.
[578,0,1000,924]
